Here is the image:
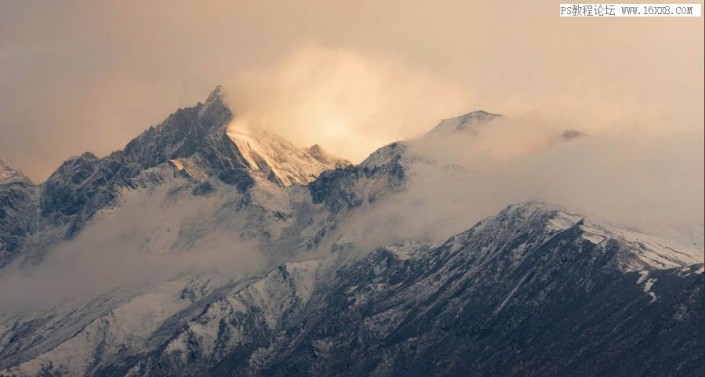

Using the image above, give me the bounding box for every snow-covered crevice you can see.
[637,270,658,303]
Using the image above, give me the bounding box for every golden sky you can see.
[0,0,703,181]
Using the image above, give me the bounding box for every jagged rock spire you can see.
[0,158,31,185]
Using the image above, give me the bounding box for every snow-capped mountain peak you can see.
[122,85,348,187]
[428,110,501,135]
[225,124,349,186]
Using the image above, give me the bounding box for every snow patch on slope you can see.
[637,270,658,302]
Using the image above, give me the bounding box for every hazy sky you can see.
[1,0,703,181]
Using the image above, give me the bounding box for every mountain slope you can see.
[40,86,347,234]
[2,202,701,377]
[226,126,349,187]
[127,203,705,377]
[0,160,38,267]
[428,110,501,135]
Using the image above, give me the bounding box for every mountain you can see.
[0,160,38,267]
[0,87,702,377]
[428,110,501,135]
[0,87,349,268]
[1,202,701,377]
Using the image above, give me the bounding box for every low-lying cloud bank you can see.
[0,187,267,313]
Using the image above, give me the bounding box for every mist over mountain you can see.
[0,88,702,377]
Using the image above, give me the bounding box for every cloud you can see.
[0,185,268,313]
[323,114,704,254]
[221,43,472,163]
